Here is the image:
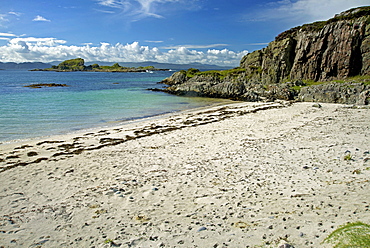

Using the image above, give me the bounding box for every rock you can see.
[357,90,370,105]
[24,83,69,88]
[279,244,294,248]
[158,7,370,105]
[27,151,38,157]
[159,70,188,85]
[247,7,370,82]
[298,83,370,104]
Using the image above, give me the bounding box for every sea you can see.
[0,69,226,143]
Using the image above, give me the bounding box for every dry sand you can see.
[0,101,369,248]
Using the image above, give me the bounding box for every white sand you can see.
[0,101,369,247]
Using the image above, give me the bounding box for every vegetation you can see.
[275,6,370,41]
[322,222,370,247]
[344,153,352,161]
[31,58,168,72]
[183,67,246,80]
[57,58,85,71]
[290,75,370,91]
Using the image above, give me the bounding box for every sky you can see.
[0,0,369,66]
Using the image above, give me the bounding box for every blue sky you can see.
[0,0,369,66]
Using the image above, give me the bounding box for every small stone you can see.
[279,244,294,248]
[197,227,207,232]
[27,151,38,157]
[152,187,159,191]
[312,103,322,108]
[303,166,309,169]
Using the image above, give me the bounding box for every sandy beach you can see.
[0,101,369,247]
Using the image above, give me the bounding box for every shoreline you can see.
[0,100,279,172]
[1,101,369,247]
[0,98,235,146]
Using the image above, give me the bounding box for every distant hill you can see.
[0,61,233,71]
[32,58,170,72]
[57,61,234,71]
[0,62,53,70]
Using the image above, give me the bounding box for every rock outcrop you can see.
[241,6,370,82]
[298,82,370,105]
[158,7,370,104]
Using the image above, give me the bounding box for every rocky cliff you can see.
[158,7,370,104]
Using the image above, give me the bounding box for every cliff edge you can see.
[159,7,370,104]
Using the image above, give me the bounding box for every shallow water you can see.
[0,70,225,142]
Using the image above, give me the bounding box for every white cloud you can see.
[0,38,247,66]
[0,32,17,37]
[8,12,22,17]
[0,14,9,26]
[33,15,51,22]
[96,0,198,21]
[0,12,22,27]
[162,44,228,49]
[0,33,17,41]
[145,40,164,43]
[249,0,369,24]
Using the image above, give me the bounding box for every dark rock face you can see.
[240,7,370,82]
[162,70,304,102]
[159,7,370,105]
[240,7,370,83]
[298,83,370,104]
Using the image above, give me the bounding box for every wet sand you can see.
[1,101,369,247]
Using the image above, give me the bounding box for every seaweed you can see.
[322,222,370,247]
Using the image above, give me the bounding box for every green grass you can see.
[276,6,370,41]
[290,75,370,91]
[322,222,370,248]
[290,80,326,91]
[344,154,352,161]
[185,68,246,80]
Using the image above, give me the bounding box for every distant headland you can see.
[30,58,170,72]
[157,6,370,105]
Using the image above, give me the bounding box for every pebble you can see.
[279,244,294,248]
[197,227,207,232]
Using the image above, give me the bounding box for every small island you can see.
[24,83,69,88]
[30,58,169,72]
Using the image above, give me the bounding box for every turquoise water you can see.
[0,70,224,142]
